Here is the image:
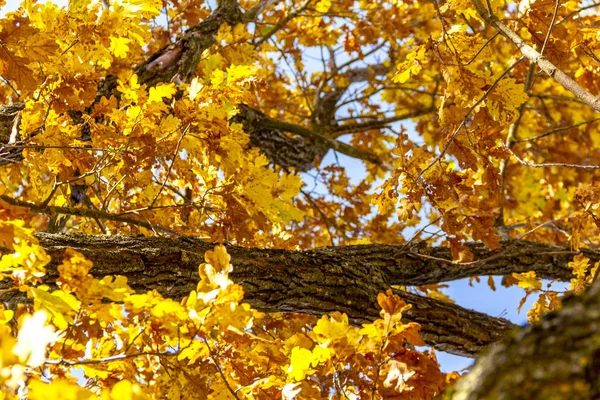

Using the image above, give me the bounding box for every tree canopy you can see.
[1,0,600,398]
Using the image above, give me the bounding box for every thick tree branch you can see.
[136,0,246,84]
[386,239,598,285]
[237,105,388,169]
[395,289,515,358]
[451,279,600,399]
[345,63,392,83]
[471,0,600,112]
[5,234,598,356]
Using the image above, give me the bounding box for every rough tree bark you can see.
[451,278,600,399]
[3,234,596,358]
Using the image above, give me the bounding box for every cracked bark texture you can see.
[451,279,600,399]
[7,233,597,357]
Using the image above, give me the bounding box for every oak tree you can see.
[1,0,600,398]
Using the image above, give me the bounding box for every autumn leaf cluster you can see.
[1,0,600,398]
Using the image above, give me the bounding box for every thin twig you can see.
[472,0,600,112]
[496,62,536,237]
[150,124,189,208]
[540,0,561,56]
[46,349,177,366]
[507,148,600,170]
[518,216,571,240]
[0,195,180,235]
[435,32,500,67]
[301,189,335,246]
[330,107,435,137]
[557,2,600,25]
[513,118,600,143]
[202,337,240,400]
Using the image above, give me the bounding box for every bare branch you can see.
[239,105,389,169]
[472,0,600,112]
[507,147,600,170]
[557,1,600,25]
[513,118,600,143]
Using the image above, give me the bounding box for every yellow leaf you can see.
[312,345,333,363]
[569,254,590,294]
[286,346,314,381]
[359,321,384,338]
[68,0,93,16]
[151,299,186,319]
[81,365,111,380]
[569,254,590,280]
[226,64,258,83]
[148,83,177,103]
[393,46,426,84]
[118,0,162,18]
[110,37,131,58]
[204,244,232,274]
[109,380,149,400]
[377,290,410,327]
[395,322,425,346]
[210,69,226,87]
[512,271,542,291]
[311,312,350,345]
[486,78,529,123]
[202,53,224,79]
[0,304,13,324]
[27,287,80,330]
[98,276,133,302]
[426,289,455,303]
[187,77,204,101]
[315,0,331,13]
[0,46,37,93]
[527,293,549,323]
[382,360,415,391]
[29,378,96,400]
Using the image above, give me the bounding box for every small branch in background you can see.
[417,57,525,183]
[507,148,600,170]
[0,195,179,235]
[513,118,600,143]
[472,0,600,112]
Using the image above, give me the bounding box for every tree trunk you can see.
[452,279,600,399]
